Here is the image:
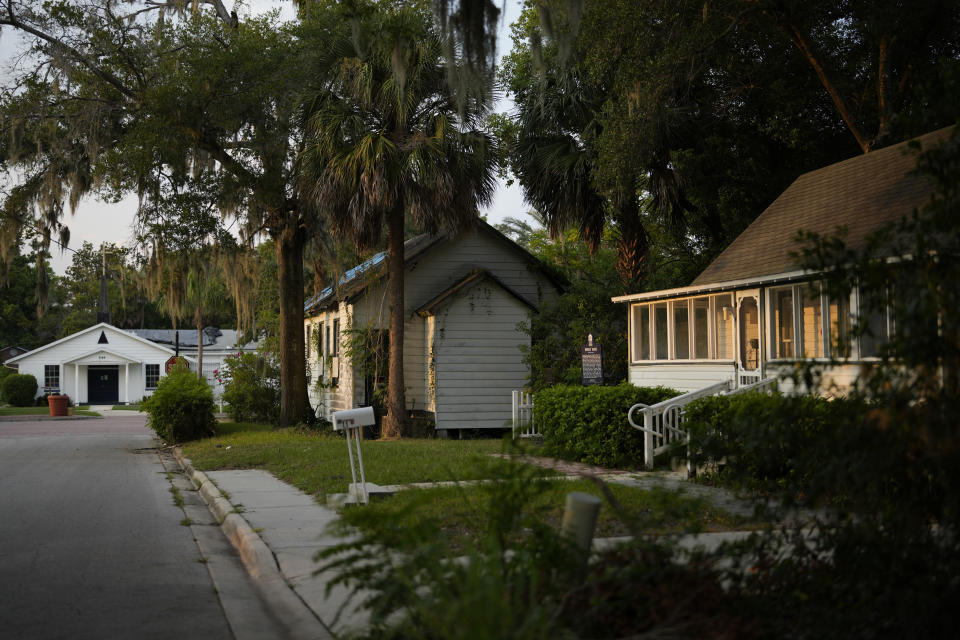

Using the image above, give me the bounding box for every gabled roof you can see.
[304,219,565,314]
[5,323,176,364]
[415,269,537,316]
[691,127,952,286]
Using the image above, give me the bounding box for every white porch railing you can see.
[511,390,538,439]
[628,376,777,472]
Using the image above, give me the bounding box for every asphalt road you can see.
[0,413,234,640]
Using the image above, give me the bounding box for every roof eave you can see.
[611,268,815,304]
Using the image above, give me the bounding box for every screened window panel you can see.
[631,305,651,360]
[693,298,709,359]
[674,302,690,359]
[771,286,795,358]
[802,287,824,358]
[714,294,734,359]
[654,303,669,359]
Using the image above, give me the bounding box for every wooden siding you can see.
[305,226,558,428]
[433,284,530,430]
[628,363,736,393]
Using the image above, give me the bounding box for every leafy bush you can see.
[685,392,875,503]
[0,366,16,401]
[219,352,280,423]
[535,383,678,468]
[1,373,38,406]
[144,364,216,443]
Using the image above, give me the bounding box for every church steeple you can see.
[96,243,111,325]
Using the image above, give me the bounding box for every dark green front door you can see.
[88,367,119,404]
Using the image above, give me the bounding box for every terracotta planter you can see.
[48,394,68,417]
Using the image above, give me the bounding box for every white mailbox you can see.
[332,406,376,431]
[332,406,377,504]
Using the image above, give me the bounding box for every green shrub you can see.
[144,364,216,443]
[535,383,678,468]
[1,373,38,407]
[218,352,280,423]
[0,366,16,401]
[685,392,870,499]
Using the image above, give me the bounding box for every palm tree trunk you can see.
[275,217,312,427]
[382,201,407,438]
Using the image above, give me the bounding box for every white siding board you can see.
[628,363,736,393]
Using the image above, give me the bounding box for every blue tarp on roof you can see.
[303,250,387,311]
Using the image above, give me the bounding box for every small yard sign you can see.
[580,334,604,386]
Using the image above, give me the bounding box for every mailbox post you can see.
[332,407,377,505]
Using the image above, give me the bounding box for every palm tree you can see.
[300,5,496,437]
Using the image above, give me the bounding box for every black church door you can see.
[87,366,119,404]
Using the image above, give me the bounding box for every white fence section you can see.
[628,376,777,472]
[511,390,538,439]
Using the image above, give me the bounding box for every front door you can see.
[87,366,119,404]
[735,291,762,387]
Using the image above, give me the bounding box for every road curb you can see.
[171,448,332,638]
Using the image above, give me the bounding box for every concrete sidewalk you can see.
[174,453,368,638]
[173,451,771,638]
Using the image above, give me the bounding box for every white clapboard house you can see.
[6,323,256,404]
[613,127,950,394]
[304,220,564,434]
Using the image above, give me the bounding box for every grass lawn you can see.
[339,479,752,551]
[181,422,753,542]
[111,404,143,411]
[182,424,538,497]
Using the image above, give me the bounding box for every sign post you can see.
[580,333,604,386]
[332,407,377,505]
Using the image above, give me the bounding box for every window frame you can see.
[629,295,732,363]
[44,364,60,391]
[145,363,161,390]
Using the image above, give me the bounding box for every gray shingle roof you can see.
[691,127,952,286]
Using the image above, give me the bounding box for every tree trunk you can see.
[382,201,407,438]
[274,217,312,427]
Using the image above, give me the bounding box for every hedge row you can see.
[535,383,678,469]
[684,392,870,497]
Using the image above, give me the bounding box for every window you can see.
[828,294,851,358]
[693,297,710,359]
[318,322,324,357]
[714,294,735,359]
[770,286,795,358]
[801,286,824,358]
[44,365,60,390]
[631,305,651,361]
[859,286,888,358]
[673,301,690,359]
[145,364,160,390]
[653,303,668,359]
[332,318,340,356]
[325,323,331,357]
[630,294,733,362]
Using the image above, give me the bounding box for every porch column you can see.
[75,364,79,403]
[124,363,129,404]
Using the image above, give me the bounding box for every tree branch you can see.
[0,5,138,102]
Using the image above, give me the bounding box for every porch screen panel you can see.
[693,297,709,358]
[771,286,795,358]
[631,304,651,360]
[801,286,824,358]
[654,303,668,359]
[859,287,888,357]
[673,302,690,359]
[714,294,734,359]
[829,295,851,357]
